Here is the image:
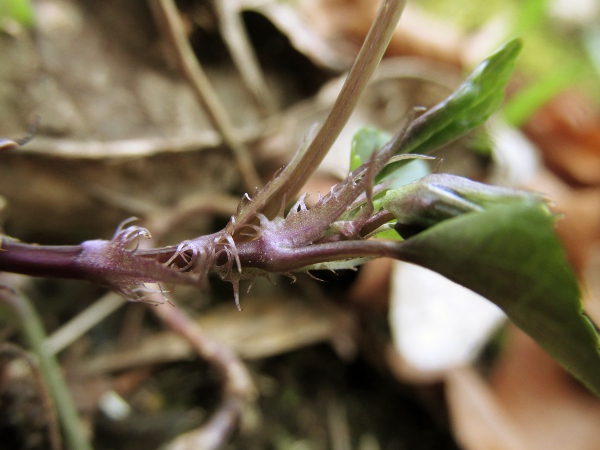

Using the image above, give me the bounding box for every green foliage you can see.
[348,42,600,397]
[511,0,549,35]
[503,62,585,126]
[402,39,522,155]
[350,127,430,190]
[0,0,35,27]
[371,37,600,395]
[394,199,600,397]
[350,127,391,171]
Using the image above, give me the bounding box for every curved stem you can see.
[360,210,396,237]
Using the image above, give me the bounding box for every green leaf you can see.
[350,127,431,192]
[350,127,391,171]
[395,199,600,397]
[402,39,522,155]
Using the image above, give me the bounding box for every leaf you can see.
[350,127,430,197]
[402,39,522,155]
[380,173,540,232]
[350,127,391,171]
[395,199,600,397]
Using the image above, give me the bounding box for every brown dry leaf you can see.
[524,91,600,186]
[527,167,600,272]
[446,325,600,450]
[0,0,252,239]
[293,0,463,66]
[491,327,600,450]
[445,366,527,450]
[237,0,468,83]
[76,294,356,377]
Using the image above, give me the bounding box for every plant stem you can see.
[236,238,407,273]
[0,287,93,450]
[360,210,396,237]
[236,0,407,224]
[0,240,85,280]
[276,0,406,202]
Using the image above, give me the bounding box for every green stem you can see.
[0,287,93,450]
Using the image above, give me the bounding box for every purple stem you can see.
[236,238,407,273]
[0,241,87,280]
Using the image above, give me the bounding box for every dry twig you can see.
[151,0,262,192]
[212,0,277,115]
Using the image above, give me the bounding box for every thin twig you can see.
[0,287,93,450]
[44,292,125,355]
[151,294,255,450]
[260,0,406,218]
[151,0,262,192]
[212,0,277,115]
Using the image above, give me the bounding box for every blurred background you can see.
[1,0,599,449]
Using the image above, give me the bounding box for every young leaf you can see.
[380,173,542,232]
[350,127,430,201]
[350,127,391,171]
[402,39,522,155]
[395,199,600,397]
